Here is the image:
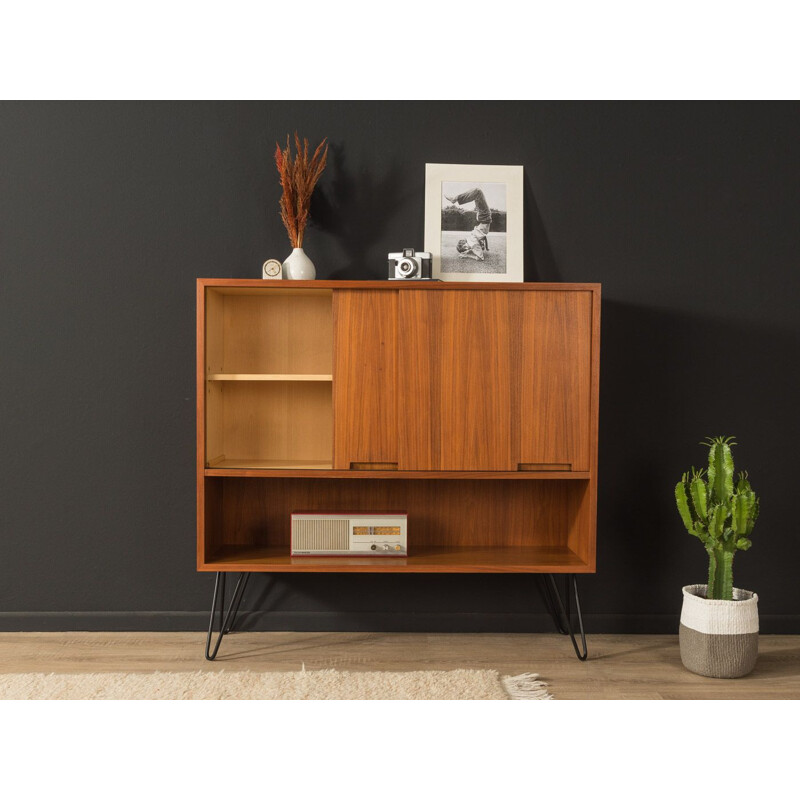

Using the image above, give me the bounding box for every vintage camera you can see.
[388,248,433,280]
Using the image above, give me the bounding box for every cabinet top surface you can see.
[199,279,600,291]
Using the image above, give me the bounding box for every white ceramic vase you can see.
[282,247,316,280]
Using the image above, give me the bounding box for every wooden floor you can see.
[0,632,798,699]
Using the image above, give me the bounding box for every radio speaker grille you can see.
[292,519,349,552]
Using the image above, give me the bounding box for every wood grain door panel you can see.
[517,291,592,471]
[333,290,398,468]
[335,286,593,473]
[398,290,513,470]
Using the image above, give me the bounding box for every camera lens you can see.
[398,258,418,277]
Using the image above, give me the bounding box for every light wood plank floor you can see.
[0,632,797,699]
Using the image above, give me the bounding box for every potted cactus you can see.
[674,436,760,678]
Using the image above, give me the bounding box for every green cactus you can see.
[674,436,759,600]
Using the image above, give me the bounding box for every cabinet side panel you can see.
[333,290,398,468]
[587,288,601,570]
[399,290,513,470]
[197,283,206,567]
[518,291,592,472]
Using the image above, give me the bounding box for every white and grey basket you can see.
[679,584,759,678]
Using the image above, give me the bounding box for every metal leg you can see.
[544,574,588,661]
[539,575,568,634]
[223,573,250,634]
[205,571,584,660]
[205,572,250,661]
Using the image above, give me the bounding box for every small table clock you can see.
[262,259,283,279]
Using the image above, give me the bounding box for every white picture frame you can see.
[424,163,524,282]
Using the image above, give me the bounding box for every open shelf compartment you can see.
[206,381,332,468]
[204,287,333,468]
[199,477,594,573]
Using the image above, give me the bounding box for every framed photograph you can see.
[424,163,524,282]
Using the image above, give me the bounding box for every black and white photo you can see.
[425,164,523,282]
[441,182,506,273]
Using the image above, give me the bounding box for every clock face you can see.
[262,259,282,279]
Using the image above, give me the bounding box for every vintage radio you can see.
[291,513,407,556]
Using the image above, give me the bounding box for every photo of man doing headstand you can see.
[445,187,491,261]
[439,180,507,274]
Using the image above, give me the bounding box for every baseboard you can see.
[1,611,798,634]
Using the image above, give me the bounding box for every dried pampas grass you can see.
[275,133,328,248]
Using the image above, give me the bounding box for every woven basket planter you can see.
[679,584,759,678]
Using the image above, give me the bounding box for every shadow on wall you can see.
[594,299,798,624]
[311,143,418,279]
[523,175,560,283]
[309,147,557,282]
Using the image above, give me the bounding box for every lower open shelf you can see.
[201,476,595,574]
[201,545,590,573]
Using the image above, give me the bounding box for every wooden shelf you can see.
[205,466,591,479]
[207,374,332,381]
[201,545,591,573]
[207,459,333,470]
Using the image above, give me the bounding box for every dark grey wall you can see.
[2,101,798,633]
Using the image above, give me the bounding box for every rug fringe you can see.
[501,672,553,700]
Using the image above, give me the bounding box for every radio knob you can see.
[370,545,377,551]
[395,545,401,551]
[382,544,390,551]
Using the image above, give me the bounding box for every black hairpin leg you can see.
[205,572,251,661]
[540,574,568,634]
[543,574,588,661]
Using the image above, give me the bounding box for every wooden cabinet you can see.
[198,280,600,575]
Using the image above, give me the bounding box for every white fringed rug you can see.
[0,669,551,700]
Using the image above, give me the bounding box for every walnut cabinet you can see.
[198,280,600,574]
